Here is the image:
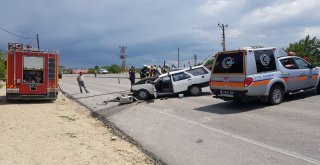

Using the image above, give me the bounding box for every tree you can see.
[285,35,320,66]
[0,50,5,79]
[106,64,122,73]
[87,68,96,74]
[88,64,122,74]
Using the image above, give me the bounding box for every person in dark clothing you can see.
[140,65,148,78]
[129,66,136,85]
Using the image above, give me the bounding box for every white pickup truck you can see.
[210,47,320,105]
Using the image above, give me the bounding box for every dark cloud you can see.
[1,0,320,68]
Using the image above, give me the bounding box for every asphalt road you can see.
[60,74,320,165]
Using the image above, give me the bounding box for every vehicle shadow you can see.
[283,91,317,103]
[0,96,53,105]
[157,91,212,100]
[0,96,6,105]
[197,92,212,96]
[194,100,266,114]
[194,91,318,114]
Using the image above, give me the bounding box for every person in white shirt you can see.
[156,65,162,76]
[76,72,89,93]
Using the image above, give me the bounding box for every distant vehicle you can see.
[98,69,108,74]
[210,47,320,105]
[132,65,211,100]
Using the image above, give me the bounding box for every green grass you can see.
[59,115,76,121]
[65,133,77,138]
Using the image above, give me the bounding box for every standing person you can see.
[140,65,148,78]
[129,66,136,85]
[156,65,162,76]
[162,66,168,73]
[94,70,97,78]
[149,65,155,77]
[171,64,176,70]
[76,72,89,93]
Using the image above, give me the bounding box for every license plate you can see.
[221,90,234,95]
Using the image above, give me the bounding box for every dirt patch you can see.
[0,86,155,165]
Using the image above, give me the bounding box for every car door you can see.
[155,75,173,93]
[293,57,317,88]
[172,72,191,93]
[279,58,301,91]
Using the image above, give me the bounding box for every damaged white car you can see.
[132,65,211,100]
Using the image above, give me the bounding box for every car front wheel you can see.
[134,89,150,100]
[189,85,202,96]
[268,85,284,105]
[317,81,320,94]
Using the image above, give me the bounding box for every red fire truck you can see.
[6,43,59,101]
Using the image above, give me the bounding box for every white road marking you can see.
[147,107,320,165]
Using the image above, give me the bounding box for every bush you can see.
[106,64,122,73]
[286,35,320,66]
[88,64,122,74]
[87,68,96,74]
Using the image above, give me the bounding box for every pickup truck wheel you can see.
[134,89,150,100]
[268,85,284,105]
[189,85,202,96]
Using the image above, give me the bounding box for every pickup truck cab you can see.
[210,47,320,104]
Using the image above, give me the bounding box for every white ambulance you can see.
[210,47,320,105]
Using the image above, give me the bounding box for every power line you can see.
[0,27,35,40]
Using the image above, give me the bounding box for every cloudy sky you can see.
[1,0,320,68]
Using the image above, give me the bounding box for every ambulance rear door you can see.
[211,50,246,96]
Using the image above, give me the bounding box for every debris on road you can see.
[103,97,121,104]
[103,93,142,105]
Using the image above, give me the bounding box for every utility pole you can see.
[36,34,40,50]
[119,46,127,72]
[194,54,197,66]
[218,23,228,51]
[178,48,180,68]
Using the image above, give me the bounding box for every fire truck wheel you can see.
[268,85,284,105]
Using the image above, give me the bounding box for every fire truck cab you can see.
[6,43,59,101]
